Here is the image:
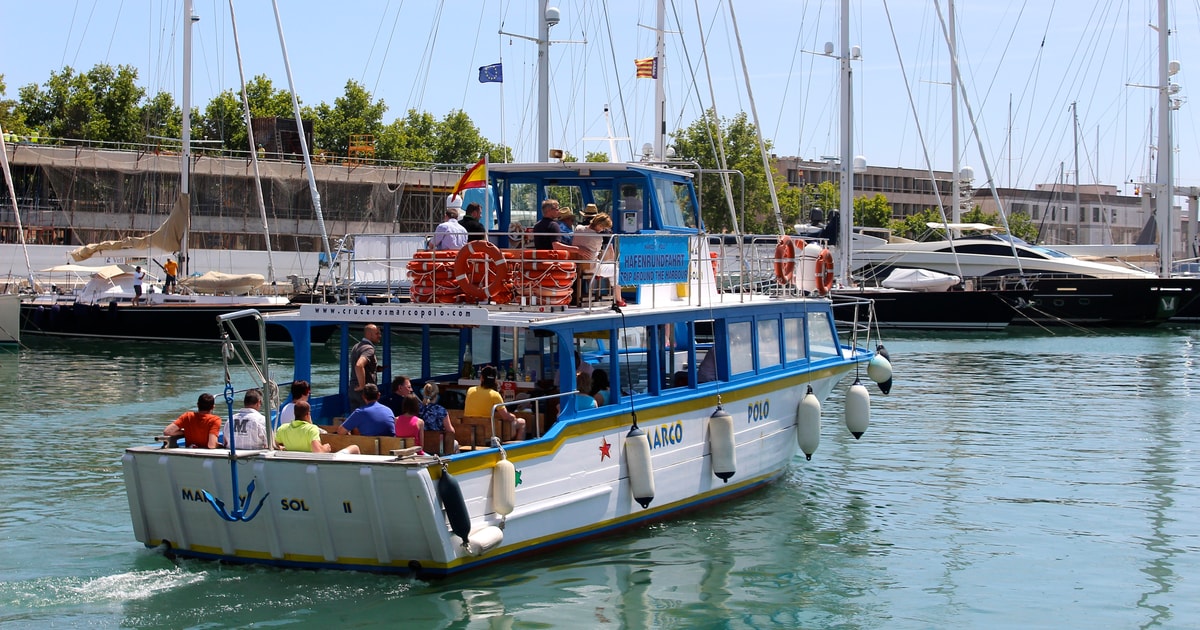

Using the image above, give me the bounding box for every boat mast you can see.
[537,0,551,162]
[654,0,666,160]
[1154,0,1175,277]
[1073,102,1081,232]
[837,0,854,286]
[0,127,38,291]
[228,0,275,285]
[181,0,194,277]
[950,0,960,223]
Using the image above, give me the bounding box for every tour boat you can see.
[120,160,886,577]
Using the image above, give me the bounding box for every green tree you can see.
[18,64,146,143]
[308,79,386,157]
[140,91,180,146]
[854,193,893,228]
[0,75,28,135]
[375,109,438,164]
[889,208,943,240]
[584,150,609,163]
[962,206,1038,242]
[672,108,780,233]
[434,109,495,164]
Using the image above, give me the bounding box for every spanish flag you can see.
[635,57,657,79]
[451,156,488,199]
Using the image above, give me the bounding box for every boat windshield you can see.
[990,233,1073,259]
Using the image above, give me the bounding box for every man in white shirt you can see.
[228,388,269,449]
[433,207,468,250]
[132,265,145,306]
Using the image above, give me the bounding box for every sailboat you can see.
[16,0,312,343]
[811,0,1032,330]
[840,0,1199,328]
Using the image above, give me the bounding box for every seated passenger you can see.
[382,375,415,417]
[394,394,425,447]
[466,366,526,441]
[419,382,458,454]
[278,380,310,425]
[162,393,222,449]
[573,372,598,412]
[227,388,268,449]
[336,383,395,437]
[277,401,360,454]
[590,369,611,406]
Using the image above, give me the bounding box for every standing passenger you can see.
[349,324,382,410]
[459,202,486,241]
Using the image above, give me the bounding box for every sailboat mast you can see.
[537,0,551,162]
[1073,102,1081,227]
[950,0,960,222]
[1155,0,1174,277]
[837,0,853,286]
[181,0,194,274]
[654,0,666,160]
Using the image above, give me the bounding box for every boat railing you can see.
[486,389,578,442]
[344,231,846,310]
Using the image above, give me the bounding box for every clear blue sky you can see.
[4,1,1200,196]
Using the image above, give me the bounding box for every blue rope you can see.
[200,370,270,522]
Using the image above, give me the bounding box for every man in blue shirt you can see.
[336,384,395,436]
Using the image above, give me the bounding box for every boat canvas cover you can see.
[69,193,189,262]
[183,270,266,294]
[880,268,961,292]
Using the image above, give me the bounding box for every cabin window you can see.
[757,318,781,369]
[807,312,840,360]
[784,317,805,361]
[655,179,696,228]
[508,182,540,233]
[728,321,754,375]
[546,184,585,218]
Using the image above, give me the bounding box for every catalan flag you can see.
[451,156,488,199]
[635,57,657,79]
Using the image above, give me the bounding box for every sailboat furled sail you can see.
[68,193,189,262]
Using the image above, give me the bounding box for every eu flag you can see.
[478,63,503,83]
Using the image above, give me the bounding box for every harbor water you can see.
[1,328,1198,628]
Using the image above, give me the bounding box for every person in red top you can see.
[162,393,222,448]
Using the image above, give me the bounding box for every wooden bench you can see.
[457,415,515,449]
[378,436,415,454]
[319,434,380,455]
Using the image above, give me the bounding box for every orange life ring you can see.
[773,236,797,285]
[453,240,509,302]
[815,248,835,295]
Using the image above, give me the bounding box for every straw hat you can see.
[558,207,576,222]
[584,203,598,217]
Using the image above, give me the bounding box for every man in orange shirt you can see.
[163,257,178,294]
[162,393,222,448]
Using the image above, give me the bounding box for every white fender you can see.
[867,354,892,384]
[625,426,655,508]
[492,457,516,516]
[466,525,504,556]
[708,407,736,482]
[844,379,870,439]
[796,385,821,460]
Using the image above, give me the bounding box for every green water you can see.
[1,328,1198,628]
